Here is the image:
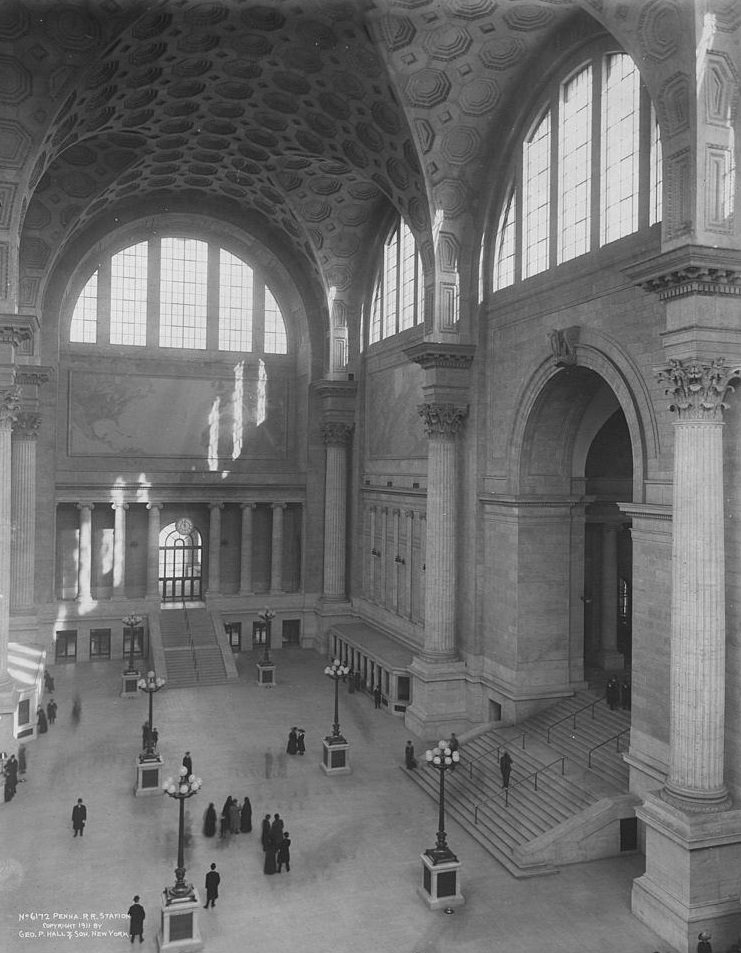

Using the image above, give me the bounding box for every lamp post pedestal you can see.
[135,752,165,797]
[157,889,203,953]
[121,671,140,698]
[418,852,465,910]
[255,659,276,687]
[321,735,351,775]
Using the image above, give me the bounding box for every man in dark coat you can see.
[239,796,252,832]
[204,863,220,908]
[182,751,193,776]
[72,797,87,836]
[46,698,57,724]
[296,729,306,755]
[286,727,298,754]
[276,832,291,873]
[127,896,145,943]
[373,685,382,709]
[405,740,417,769]
[500,751,513,788]
[270,813,284,847]
[261,814,272,851]
[203,802,217,837]
[606,676,620,711]
[37,706,48,733]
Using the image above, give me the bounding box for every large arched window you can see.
[69,236,288,354]
[366,217,423,347]
[491,50,661,292]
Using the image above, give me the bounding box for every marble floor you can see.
[1,647,675,953]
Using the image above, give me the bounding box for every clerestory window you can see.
[70,236,288,354]
[492,50,661,292]
[366,218,424,346]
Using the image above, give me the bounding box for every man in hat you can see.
[697,931,712,953]
[127,896,145,943]
[204,863,220,908]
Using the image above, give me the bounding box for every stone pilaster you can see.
[112,502,128,599]
[598,522,622,670]
[76,502,94,603]
[239,503,254,595]
[321,422,353,602]
[207,502,223,595]
[0,387,20,701]
[11,412,40,611]
[270,502,285,593]
[146,503,162,599]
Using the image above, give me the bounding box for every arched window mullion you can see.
[147,237,160,350]
[589,61,602,254]
[548,93,559,271]
[99,257,111,345]
[638,80,653,232]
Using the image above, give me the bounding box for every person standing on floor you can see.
[261,814,272,851]
[373,684,382,709]
[72,797,87,836]
[605,676,620,711]
[270,812,284,848]
[499,750,513,789]
[17,744,26,776]
[5,754,18,795]
[219,800,231,839]
[46,697,57,725]
[182,751,193,776]
[228,796,240,834]
[44,670,54,693]
[203,863,220,908]
[36,706,47,734]
[240,795,252,833]
[296,728,306,756]
[620,679,632,711]
[71,694,82,726]
[276,832,291,873]
[127,896,145,944]
[203,802,217,838]
[697,931,712,953]
[405,740,417,769]
[286,727,298,755]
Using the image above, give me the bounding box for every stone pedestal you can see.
[321,737,351,775]
[404,657,467,739]
[121,671,140,698]
[135,754,164,797]
[256,661,276,687]
[157,890,203,953]
[632,793,741,953]
[418,852,465,910]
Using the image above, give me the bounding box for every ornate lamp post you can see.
[121,614,143,698]
[321,658,351,775]
[137,670,166,757]
[418,738,464,910]
[159,768,204,952]
[255,607,277,687]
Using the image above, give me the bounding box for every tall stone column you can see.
[207,502,223,595]
[0,387,20,699]
[419,402,467,661]
[239,503,254,595]
[146,503,162,599]
[658,359,735,812]
[270,502,285,593]
[598,522,622,670]
[380,506,389,609]
[11,412,40,611]
[112,502,128,599]
[76,502,94,603]
[405,509,414,619]
[320,422,353,602]
[368,505,377,600]
[391,508,401,612]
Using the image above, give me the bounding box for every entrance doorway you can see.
[159,519,203,602]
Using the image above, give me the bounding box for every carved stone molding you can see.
[624,246,741,301]
[12,411,40,438]
[0,325,33,348]
[16,367,52,387]
[0,386,20,427]
[321,421,354,446]
[418,402,468,437]
[547,326,579,366]
[405,341,475,371]
[657,358,741,420]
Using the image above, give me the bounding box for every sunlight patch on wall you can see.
[232,361,244,461]
[208,396,220,471]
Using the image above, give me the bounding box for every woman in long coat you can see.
[36,707,48,733]
[220,797,232,838]
[203,802,217,837]
[228,798,241,834]
[240,796,252,833]
[296,729,306,756]
[263,841,277,875]
[261,814,272,851]
[286,727,298,755]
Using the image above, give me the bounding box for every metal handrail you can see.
[473,756,567,821]
[587,728,630,767]
[546,698,603,742]
[467,732,527,779]
[181,600,199,681]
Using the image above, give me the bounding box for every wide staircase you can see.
[160,608,228,688]
[403,690,636,878]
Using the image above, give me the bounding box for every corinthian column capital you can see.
[657,358,741,421]
[0,387,21,427]
[418,402,468,437]
[321,421,354,446]
[12,411,41,438]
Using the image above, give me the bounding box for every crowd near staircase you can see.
[160,608,228,688]
[403,689,635,878]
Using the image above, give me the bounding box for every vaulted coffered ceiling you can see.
[0,0,697,313]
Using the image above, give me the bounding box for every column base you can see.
[632,792,741,953]
[135,754,165,796]
[418,852,465,910]
[157,889,203,953]
[404,657,467,740]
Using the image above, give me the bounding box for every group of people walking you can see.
[605,675,631,711]
[285,727,306,755]
[202,794,253,838]
[261,812,291,875]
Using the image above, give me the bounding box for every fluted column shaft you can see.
[11,412,39,610]
[368,505,377,599]
[658,358,736,811]
[405,510,414,619]
[112,502,128,598]
[600,523,618,655]
[208,503,223,594]
[419,403,467,661]
[146,503,162,598]
[321,422,352,601]
[0,388,19,677]
[76,502,94,602]
[270,503,285,593]
[239,503,254,595]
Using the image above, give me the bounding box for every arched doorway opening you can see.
[159,519,203,602]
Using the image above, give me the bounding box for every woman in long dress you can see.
[263,841,277,875]
[220,797,233,838]
[286,727,298,755]
[229,798,241,834]
[203,802,217,837]
[240,796,252,833]
[261,814,272,851]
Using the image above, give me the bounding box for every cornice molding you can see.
[624,246,741,301]
[404,341,476,371]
